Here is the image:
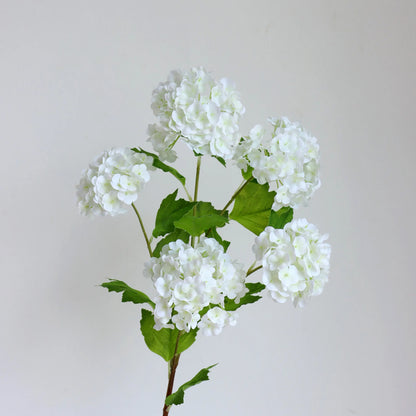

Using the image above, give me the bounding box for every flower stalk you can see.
[182,183,193,201]
[162,333,182,416]
[220,177,252,215]
[131,203,153,257]
[77,67,331,415]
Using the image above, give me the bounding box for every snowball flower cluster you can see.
[148,67,245,162]
[77,147,153,216]
[235,117,321,209]
[144,238,247,335]
[253,219,331,307]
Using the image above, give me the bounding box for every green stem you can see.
[182,183,193,202]
[220,177,252,215]
[162,333,182,416]
[193,156,202,203]
[191,157,202,247]
[168,134,181,150]
[246,265,262,277]
[131,203,153,257]
[165,135,193,201]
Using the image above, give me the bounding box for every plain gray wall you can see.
[1,0,415,415]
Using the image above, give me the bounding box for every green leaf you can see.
[132,147,186,185]
[165,364,217,406]
[153,229,190,258]
[140,310,197,361]
[241,165,254,180]
[269,206,293,229]
[229,182,276,235]
[177,329,198,355]
[174,202,228,237]
[205,228,230,252]
[101,279,155,308]
[245,282,266,294]
[212,155,226,167]
[224,282,266,311]
[153,190,197,238]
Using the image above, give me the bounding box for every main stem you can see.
[191,156,202,247]
[193,156,202,203]
[162,333,182,416]
[131,203,153,257]
[162,157,201,415]
[182,183,193,201]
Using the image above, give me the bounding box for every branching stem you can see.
[131,203,153,257]
[191,157,202,247]
[193,156,202,203]
[220,177,252,215]
[246,265,262,277]
[182,184,193,201]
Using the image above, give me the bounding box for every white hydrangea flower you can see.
[234,117,321,209]
[198,307,238,336]
[252,219,331,307]
[76,147,154,216]
[144,237,247,335]
[148,67,245,161]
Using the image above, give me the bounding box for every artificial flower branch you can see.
[77,66,331,415]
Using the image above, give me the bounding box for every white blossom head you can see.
[148,67,245,161]
[252,219,331,307]
[235,117,321,209]
[77,147,154,216]
[144,237,247,335]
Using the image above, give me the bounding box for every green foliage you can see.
[229,182,276,235]
[224,282,266,311]
[212,155,226,167]
[132,148,186,185]
[153,190,197,238]
[153,229,190,258]
[101,279,155,308]
[241,165,254,180]
[174,202,228,237]
[165,364,217,406]
[177,330,199,355]
[269,206,293,229]
[205,227,230,252]
[140,310,197,361]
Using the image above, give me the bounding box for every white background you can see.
[1,1,415,415]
